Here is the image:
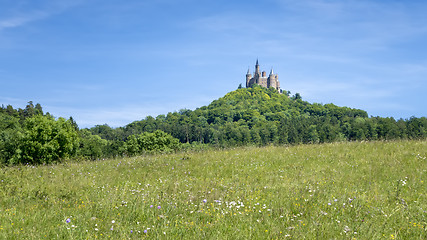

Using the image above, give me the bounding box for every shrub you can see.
[124,130,180,156]
[16,115,78,164]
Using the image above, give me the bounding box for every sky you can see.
[1,0,426,128]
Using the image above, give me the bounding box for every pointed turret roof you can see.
[270,68,274,75]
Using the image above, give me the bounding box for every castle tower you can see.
[269,68,280,91]
[246,60,281,92]
[268,68,276,89]
[255,59,260,75]
[246,68,252,88]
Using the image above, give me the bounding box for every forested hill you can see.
[203,86,368,124]
[91,86,425,146]
[1,86,427,164]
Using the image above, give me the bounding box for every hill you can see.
[1,86,427,163]
[0,141,425,238]
[93,85,425,146]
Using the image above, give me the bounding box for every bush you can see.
[124,130,180,156]
[77,129,109,160]
[15,115,78,164]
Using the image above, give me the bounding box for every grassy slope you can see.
[0,141,426,239]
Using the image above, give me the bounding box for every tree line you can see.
[1,86,426,165]
[89,86,426,145]
[0,102,180,165]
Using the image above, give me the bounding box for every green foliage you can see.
[78,129,109,160]
[2,90,427,164]
[0,113,23,164]
[18,115,79,164]
[124,130,180,156]
[84,86,426,150]
[0,111,79,165]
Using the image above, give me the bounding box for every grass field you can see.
[0,141,426,239]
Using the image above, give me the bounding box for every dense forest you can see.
[1,86,426,165]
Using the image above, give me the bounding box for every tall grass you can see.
[0,141,426,239]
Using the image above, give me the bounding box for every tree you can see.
[20,101,35,119]
[90,124,115,140]
[307,125,319,143]
[35,103,43,115]
[78,129,108,160]
[0,113,22,165]
[69,117,79,131]
[124,130,180,156]
[18,115,79,164]
[291,93,302,101]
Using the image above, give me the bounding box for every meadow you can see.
[0,140,426,239]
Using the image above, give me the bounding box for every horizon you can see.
[1,0,426,128]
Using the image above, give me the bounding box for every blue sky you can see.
[1,0,426,128]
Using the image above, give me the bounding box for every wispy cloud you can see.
[273,0,427,50]
[0,13,46,30]
[0,0,83,31]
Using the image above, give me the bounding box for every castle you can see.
[246,60,281,92]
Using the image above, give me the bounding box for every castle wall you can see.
[259,77,268,88]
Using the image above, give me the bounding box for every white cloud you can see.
[0,13,45,30]
[0,0,83,31]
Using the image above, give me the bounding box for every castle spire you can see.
[247,67,250,75]
[270,68,274,75]
[255,59,260,74]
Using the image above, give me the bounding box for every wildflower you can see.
[203,199,207,203]
[150,205,153,208]
[344,225,351,233]
[66,218,71,223]
[158,206,161,209]
[328,202,332,206]
[144,229,148,233]
[111,220,115,224]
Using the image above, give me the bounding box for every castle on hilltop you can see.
[246,60,281,92]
